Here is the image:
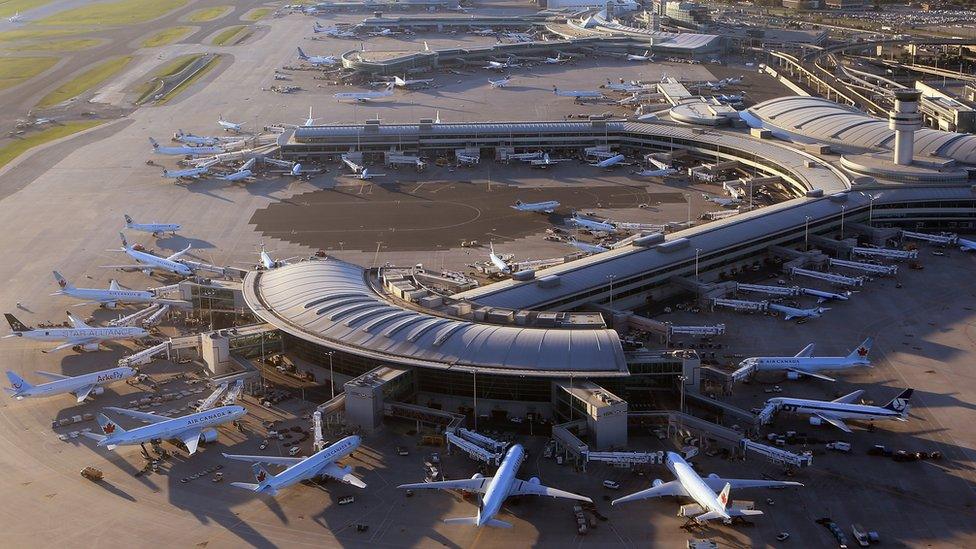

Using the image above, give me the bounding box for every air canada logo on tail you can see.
[256,470,267,483]
[857,346,869,357]
[102,422,116,434]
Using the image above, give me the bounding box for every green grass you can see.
[243,7,272,21]
[0,120,104,170]
[141,26,193,47]
[185,5,231,22]
[4,38,102,52]
[37,56,132,108]
[212,25,249,46]
[39,0,188,26]
[156,54,220,105]
[0,0,55,18]
[0,56,58,91]
[0,28,92,42]
[134,53,204,102]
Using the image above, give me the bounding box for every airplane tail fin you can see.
[552,86,558,95]
[53,270,72,290]
[123,214,133,225]
[883,388,914,414]
[4,313,29,332]
[847,337,873,360]
[109,280,121,291]
[5,371,32,394]
[717,482,731,510]
[119,232,128,249]
[148,137,159,149]
[296,46,307,59]
[96,413,126,435]
[252,462,274,487]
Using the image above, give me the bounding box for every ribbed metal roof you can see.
[243,260,628,376]
[749,96,976,165]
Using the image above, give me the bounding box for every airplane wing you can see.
[180,428,202,455]
[66,312,91,329]
[42,339,96,354]
[701,477,803,491]
[34,370,70,381]
[794,343,815,358]
[611,480,688,505]
[72,384,96,403]
[398,476,492,494]
[815,413,852,433]
[320,463,367,488]
[166,244,192,261]
[831,389,864,404]
[508,478,591,502]
[104,406,169,424]
[786,368,836,382]
[221,453,305,467]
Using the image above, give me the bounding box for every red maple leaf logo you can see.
[256,471,267,482]
[58,278,66,288]
[857,347,868,357]
[103,422,116,434]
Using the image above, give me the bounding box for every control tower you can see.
[888,89,923,166]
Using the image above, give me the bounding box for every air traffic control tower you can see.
[888,89,923,166]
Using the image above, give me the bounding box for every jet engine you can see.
[707,473,720,479]
[786,371,801,380]
[809,416,823,426]
[199,428,219,443]
[652,479,664,487]
[91,386,105,396]
[471,473,484,480]
[529,477,541,485]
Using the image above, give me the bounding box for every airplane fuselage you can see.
[267,436,360,491]
[668,452,729,520]
[100,405,246,448]
[124,247,193,276]
[768,398,902,423]
[478,444,524,526]
[750,356,868,373]
[59,287,154,305]
[10,367,136,398]
[14,326,147,342]
[128,222,181,234]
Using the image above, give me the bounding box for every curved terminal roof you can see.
[749,96,976,165]
[243,259,629,377]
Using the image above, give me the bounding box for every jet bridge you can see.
[711,297,768,312]
[852,246,917,260]
[740,439,812,468]
[456,428,507,453]
[669,324,726,336]
[829,258,897,276]
[143,304,171,327]
[446,430,504,465]
[736,283,802,297]
[109,304,161,327]
[790,267,863,287]
[902,230,957,245]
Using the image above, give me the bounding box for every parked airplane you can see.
[5,366,136,403]
[545,53,569,64]
[224,435,366,495]
[217,115,243,133]
[527,153,569,169]
[721,75,744,85]
[739,338,873,382]
[627,50,654,62]
[174,131,222,146]
[303,107,317,126]
[488,75,512,89]
[334,83,394,102]
[3,311,148,353]
[552,86,603,99]
[52,271,154,308]
[958,237,976,251]
[367,28,397,37]
[803,288,851,303]
[511,200,560,213]
[163,166,209,179]
[590,154,626,168]
[611,451,802,523]
[124,214,180,236]
[8,12,24,23]
[570,214,617,233]
[84,405,246,455]
[703,194,741,207]
[221,158,256,182]
[394,75,433,89]
[568,239,607,254]
[484,58,520,71]
[716,94,745,104]
[398,444,590,528]
[769,303,828,320]
[149,137,222,156]
[354,168,385,180]
[488,243,511,274]
[313,23,355,38]
[256,244,297,270]
[296,47,338,66]
[102,232,194,277]
[766,388,913,433]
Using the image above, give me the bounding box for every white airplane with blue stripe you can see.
[102,232,194,277]
[740,338,873,382]
[398,444,590,528]
[84,405,246,455]
[5,366,136,403]
[223,435,366,496]
[766,388,913,433]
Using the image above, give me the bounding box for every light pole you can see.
[607,274,616,310]
[326,351,335,399]
[869,196,876,225]
[685,193,691,224]
[840,206,846,239]
[694,248,702,280]
[804,216,811,251]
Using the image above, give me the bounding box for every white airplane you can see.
[354,168,385,180]
[489,75,512,89]
[545,53,569,64]
[511,199,560,213]
[124,214,181,236]
[5,366,136,403]
[767,388,913,433]
[528,153,570,169]
[611,451,801,523]
[398,444,590,528]
[570,214,616,233]
[51,271,154,308]
[8,12,24,23]
[590,154,626,169]
[296,47,338,66]
[552,87,603,99]
[217,115,243,133]
[803,288,851,303]
[256,244,297,270]
[84,405,246,455]
[769,303,828,321]
[3,312,148,353]
[223,435,366,495]
[627,50,654,62]
[334,83,394,102]
[149,137,222,156]
[716,94,745,104]
[739,338,873,382]
[488,243,511,274]
[703,194,741,207]
[568,239,608,254]
[313,23,355,38]
[221,158,256,182]
[958,237,976,251]
[484,58,520,71]
[162,166,208,179]
[174,131,223,146]
[722,75,744,85]
[102,232,194,277]
[393,75,433,89]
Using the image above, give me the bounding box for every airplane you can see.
[397,444,590,528]
[528,153,570,169]
[313,23,355,38]
[163,166,209,180]
[590,154,626,169]
[958,237,976,251]
[51,271,154,308]
[221,158,256,182]
[393,75,433,89]
[471,27,495,36]
[217,115,243,133]
[334,83,394,102]
[3,311,148,353]
[570,214,617,233]
[488,243,511,274]
[769,303,828,321]
[716,94,745,104]
[223,435,366,495]
[568,239,608,254]
[84,405,246,455]
[102,232,194,277]
[552,87,603,99]
[605,80,652,93]
[124,214,181,236]
[703,194,741,207]
[149,137,223,156]
[354,168,385,180]
[511,200,560,214]
[256,243,298,270]
[545,53,569,64]
[803,288,851,303]
[174,131,223,146]
[8,12,24,23]
[489,75,512,89]
[766,388,914,433]
[611,451,802,523]
[738,338,873,382]
[627,50,655,62]
[721,75,744,85]
[5,366,136,403]
[296,47,338,66]
[484,58,520,71]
